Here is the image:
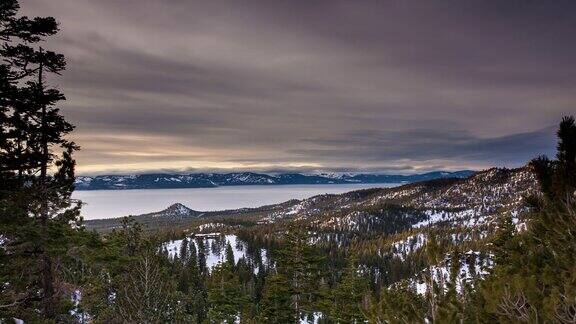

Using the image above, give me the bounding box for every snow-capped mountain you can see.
[75,171,475,190]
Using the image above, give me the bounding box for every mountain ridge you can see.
[75,170,475,190]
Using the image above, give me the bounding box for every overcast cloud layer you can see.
[20,0,575,175]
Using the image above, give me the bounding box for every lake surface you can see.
[73,183,401,220]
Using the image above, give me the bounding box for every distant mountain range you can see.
[84,166,534,233]
[75,170,475,190]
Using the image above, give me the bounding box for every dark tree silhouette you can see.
[0,0,80,319]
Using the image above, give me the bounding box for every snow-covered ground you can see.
[390,233,427,261]
[411,250,492,295]
[300,312,323,324]
[163,234,267,272]
[412,209,476,228]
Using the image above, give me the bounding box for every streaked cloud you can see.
[20,0,574,174]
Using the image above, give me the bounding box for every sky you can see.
[20,0,575,175]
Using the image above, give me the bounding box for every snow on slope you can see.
[390,233,427,261]
[163,234,267,272]
[410,250,493,295]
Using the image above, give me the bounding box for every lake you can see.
[73,183,401,220]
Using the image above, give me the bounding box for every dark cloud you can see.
[295,126,556,165]
[19,0,574,174]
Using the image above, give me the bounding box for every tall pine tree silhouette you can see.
[0,0,79,319]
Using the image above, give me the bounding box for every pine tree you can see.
[365,281,426,323]
[180,237,189,264]
[276,226,324,319]
[325,256,369,323]
[424,231,443,322]
[0,0,80,319]
[254,263,267,306]
[190,237,209,322]
[186,238,199,281]
[436,248,463,323]
[197,237,208,276]
[225,241,235,268]
[259,274,296,323]
[181,238,205,320]
[189,238,198,266]
[207,263,248,323]
[555,116,576,197]
[491,214,516,269]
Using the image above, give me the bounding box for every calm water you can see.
[73,183,401,220]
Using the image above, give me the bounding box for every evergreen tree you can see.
[253,263,267,307]
[0,0,80,320]
[207,262,248,323]
[554,116,576,198]
[491,214,516,269]
[189,237,209,322]
[197,237,208,276]
[180,237,189,264]
[181,238,206,321]
[364,281,426,323]
[276,226,324,319]
[424,231,443,322]
[435,248,464,323]
[324,256,369,323]
[189,237,198,267]
[225,241,235,268]
[259,274,296,323]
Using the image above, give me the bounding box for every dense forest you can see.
[1,1,576,323]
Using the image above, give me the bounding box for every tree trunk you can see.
[38,49,55,319]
